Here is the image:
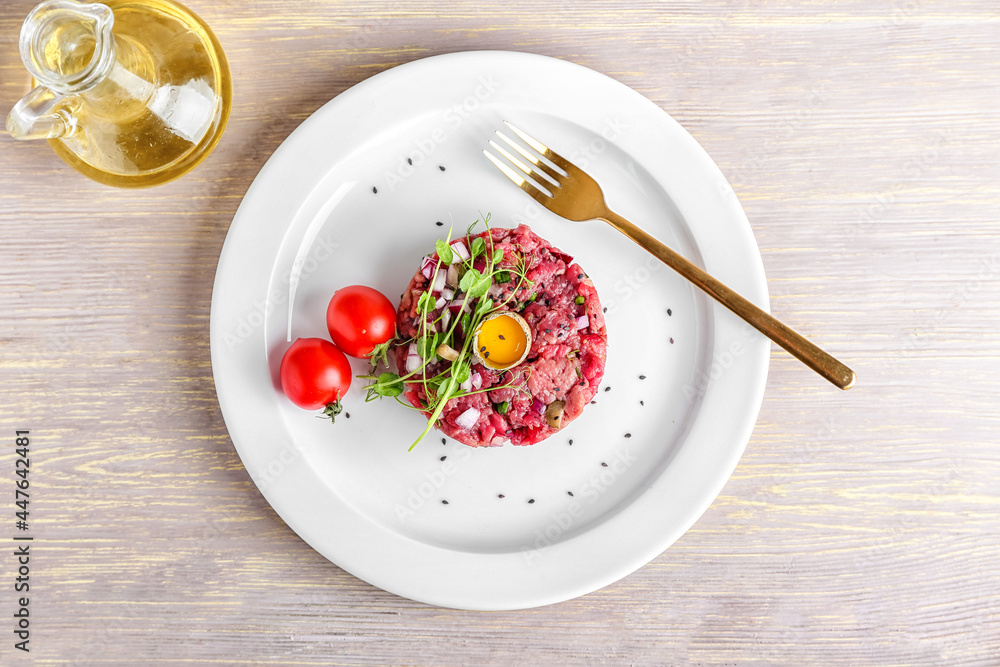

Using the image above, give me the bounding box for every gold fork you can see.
[484,121,856,390]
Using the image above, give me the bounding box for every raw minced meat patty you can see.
[393,224,608,447]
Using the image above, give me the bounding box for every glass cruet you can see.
[5,0,232,188]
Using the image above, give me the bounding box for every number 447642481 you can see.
[15,431,29,530]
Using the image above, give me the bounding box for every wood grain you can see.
[2,0,999,664]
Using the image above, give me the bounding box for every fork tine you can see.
[487,139,538,183]
[504,121,574,173]
[487,139,560,195]
[483,149,553,204]
[484,140,555,197]
[494,130,563,185]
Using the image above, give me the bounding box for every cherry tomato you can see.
[279,338,351,421]
[326,285,397,361]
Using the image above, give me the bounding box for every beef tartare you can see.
[393,223,607,447]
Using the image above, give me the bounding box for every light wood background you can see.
[2,0,998,664]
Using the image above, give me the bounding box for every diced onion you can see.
[448,296,471,314]
[435,296,446,309]
[450,240,470,262]
[441,309,451,330]
[446,264,460,287]
[487,284,503,299]
[442,287,455,300]
[471,372,482,390]
[532,398,546,414]
[420,256,437,279]
[405,343,420,373]
[455,407,480,430]
[431,267,447,295]
[575,315,589,331]
[459,376,472,392]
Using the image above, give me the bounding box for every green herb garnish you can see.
[459,268,491,298]
[367,372,403,399]
[435,239,454,265]
[470,236,486,259]
[361,213,535,450]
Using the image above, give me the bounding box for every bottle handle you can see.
[6,84,75,141]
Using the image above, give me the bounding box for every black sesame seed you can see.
[569,439,574,445]
[545,328,552,333]
[591,400,597,404]
[601,462,608,467]
[345,412,350,418]
[499,494,505,499]
[667,308,672,316]
[439,165,446,171]
[498,334,505,340]
[567,491,574,497]
[372,186,378,194]
[639,375,646,380]
[577,273,584,280]
[407,157,413,165]
[670,338,674,344]
[603,307,607,313]
[640,400,645,406]
[604,386,611,392]
[436,221,444,227]
[440,456,447,461]
[528,498,535,504]
[442,500,449,505]
[442,438,446,445]
[480,346,487,352]
[484,351,490,358]
[557,332,563,338]
[579,381,585,386]
[624,433,631,438]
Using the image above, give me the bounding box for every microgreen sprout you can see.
[360,214,535,450]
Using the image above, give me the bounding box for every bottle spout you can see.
[19,1,115,89]
[7,1,115,139]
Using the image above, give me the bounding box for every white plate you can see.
[210,51,770,610]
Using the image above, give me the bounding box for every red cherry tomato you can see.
[279,338,351,421]
[326,285,397,360]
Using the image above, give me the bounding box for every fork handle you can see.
[601,210,856,390]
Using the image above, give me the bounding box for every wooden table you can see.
[2,0,998,664]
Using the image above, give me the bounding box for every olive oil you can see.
[30,0,231,187]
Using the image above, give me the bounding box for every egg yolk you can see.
[478,314,527,367]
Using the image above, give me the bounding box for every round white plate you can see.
[210,51,770,610]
